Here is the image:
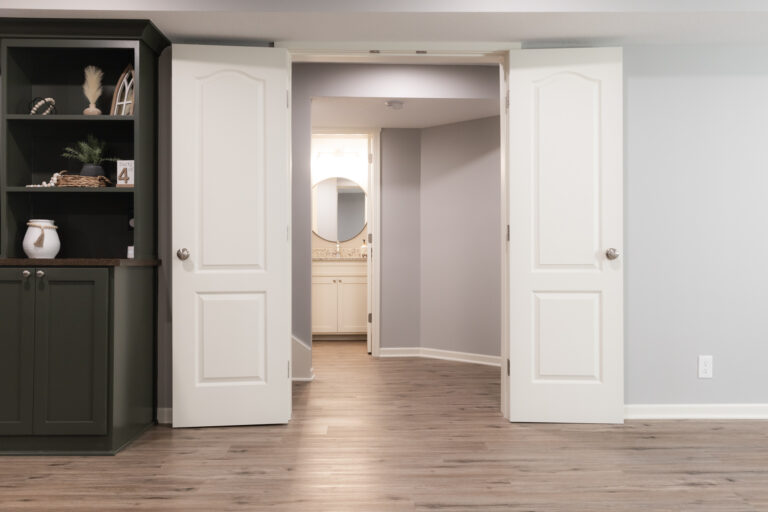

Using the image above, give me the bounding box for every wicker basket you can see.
[56,171,112,188]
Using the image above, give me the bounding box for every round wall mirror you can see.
[312,178,367,242]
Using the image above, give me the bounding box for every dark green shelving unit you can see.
[0,19,169,455]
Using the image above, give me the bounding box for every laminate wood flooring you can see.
[1,341,767,511]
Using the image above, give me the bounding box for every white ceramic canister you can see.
[23,219,61,259]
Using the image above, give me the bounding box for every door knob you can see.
[36,270,45,278]
[22,270,30,278]
[177,248,190,261]
[605,248,621,260]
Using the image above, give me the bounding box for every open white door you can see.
[172,45,292,427]
[507,48,623,423]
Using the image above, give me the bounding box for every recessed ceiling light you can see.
[384,100,404,110]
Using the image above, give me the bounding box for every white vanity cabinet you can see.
[312,261,367,334]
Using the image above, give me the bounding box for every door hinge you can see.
[506,225,510,242]
[506,358,510,376]
[368,152,373,164]
[368,313,372,323]
[286,90,290,108]
[505,93,510,111]
[368,233,373,244]
[288,360,291,379]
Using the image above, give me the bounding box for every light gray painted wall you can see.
[380,129,422,348]
[292,63,500,352]
[624,45,768,404]
[420,116,501,357]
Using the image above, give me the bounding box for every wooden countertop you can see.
[0,258,160,267]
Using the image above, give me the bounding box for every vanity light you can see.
[384,100,404,110]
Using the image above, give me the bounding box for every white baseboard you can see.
[625,404,768,420]
[379,347,501,367]
[157,407,172,425]
[293,368,316,382]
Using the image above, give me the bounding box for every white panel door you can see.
[508,48,623,424]
[337,276,368,333]
[311,277,338,333]
[172,44,291,428]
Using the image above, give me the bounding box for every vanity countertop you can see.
[312,257,367,262]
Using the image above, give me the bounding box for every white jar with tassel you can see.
[23,219,60,259]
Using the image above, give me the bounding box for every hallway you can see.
[1,342,767,511]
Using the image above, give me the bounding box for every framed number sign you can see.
[116,160,135,188]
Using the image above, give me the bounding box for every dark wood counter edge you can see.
[0,258,160,267]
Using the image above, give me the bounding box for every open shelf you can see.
[0,37,154,261]
[5,118,133,186]
[6,186,134,193]
[5,114,134,121]
[3,192,133,259]
[3,43,135,116]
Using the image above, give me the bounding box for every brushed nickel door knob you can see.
[605,248,621,260]
[22,270,31,278]
[36,270,45,278]
[177,248,190,261]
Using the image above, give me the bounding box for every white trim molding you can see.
[379,347,501,367]
[157,407,172,425]
[625,404,768,420]
[292,371,316,383]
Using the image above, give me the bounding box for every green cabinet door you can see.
[0,268,35,435]
[33,268,109,436]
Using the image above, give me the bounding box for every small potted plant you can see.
[62,135,117,177]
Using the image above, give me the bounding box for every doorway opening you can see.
[298,61,507,414]
[310,131,376,353]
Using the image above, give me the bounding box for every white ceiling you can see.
[311,97,500,129]
[3,2,768,44]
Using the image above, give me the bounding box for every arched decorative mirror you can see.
[312,178,367,242]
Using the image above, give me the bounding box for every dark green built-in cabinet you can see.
[0,20,169,454]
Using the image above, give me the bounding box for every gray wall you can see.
[420,117,501,357]
[380,129,422,348]
[625,45,768,404]
[292,63,500,351]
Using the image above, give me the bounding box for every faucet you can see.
[335,242,341,257]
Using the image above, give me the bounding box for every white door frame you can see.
[309,128,381,355]
[283,42,514,418]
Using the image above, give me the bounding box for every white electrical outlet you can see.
[698,355,713,379]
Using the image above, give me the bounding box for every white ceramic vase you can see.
[23,219,61,259]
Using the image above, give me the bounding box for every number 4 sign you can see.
[116,160,135,188]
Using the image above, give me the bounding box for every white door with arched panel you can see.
[172,45,292,428]
[507,48,624,424]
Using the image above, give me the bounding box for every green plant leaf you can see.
[61,135,115,164]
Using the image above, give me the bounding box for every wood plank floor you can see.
[2,341,767,511]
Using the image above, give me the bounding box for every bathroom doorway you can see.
[310,131,377,353]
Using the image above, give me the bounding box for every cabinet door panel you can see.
[312,277,338,333]
[337,276,368,333]
[0,268,35,435]
[34,268,109,436]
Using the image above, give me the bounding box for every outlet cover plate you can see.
[698,355,713,379]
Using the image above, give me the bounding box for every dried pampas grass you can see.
[82,66,103,115]
[83,66,103,103]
